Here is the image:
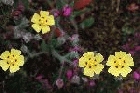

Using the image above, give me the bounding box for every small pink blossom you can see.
[66,69,73,80]
[55,79,64,89]
[35,75,52,89]
[72,59,78,67]
[35,75,43,80]
[51,9,60,17]
[71,75,80,84]
[127,3,139,12]
[62,5,72,17]
[69,46,82,52]
[89,80,96,87]
[133,71,140,80]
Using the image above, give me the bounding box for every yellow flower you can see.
[106,51,134,77]
[79,52,104,77]
[31,11,55,34]
[0,49,24,73]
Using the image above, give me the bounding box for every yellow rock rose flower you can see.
[106,51,134,77]
[31,11,55,34]
[0,49,24,73]
[79,52,104,77]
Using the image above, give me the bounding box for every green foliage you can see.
[56,0,66,10]
[80,17,95,29]
[41,40,49,52]
[122,25,135,35]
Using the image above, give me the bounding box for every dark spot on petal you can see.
[115,66,118,68]
[124,60,125,63]
[89,66,91,68]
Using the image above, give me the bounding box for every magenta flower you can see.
[62,5,72,17]
[66,69,73,80]
[35,75,52,89]
[89,80,96,87]
[133,71,140,80]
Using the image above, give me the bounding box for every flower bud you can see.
[55,79,64,89]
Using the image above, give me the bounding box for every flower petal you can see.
[15,55,24,66]
[40,11,49,18]
[41,26,50,34]
[11,49,21,56]
[108,67,120,77]
[94,64,104,74]
[0,60,9,71]
[31,13,41,23]
[79,57,88,67]
[95,53,104,63]
[9,65,20,73]
[124,54,134,66]
[46,15,55,25]
[115,51,126,59]
[106,55,116,66]
[84,67,94,77]
[0,51,10,60]
[120,67,132,77]
[32,24,41,33]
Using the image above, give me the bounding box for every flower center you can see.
[7,54,17,66]
[38,17,48,26]
[115,59,126,68]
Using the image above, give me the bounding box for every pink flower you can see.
[133,71,140,80]
[72,59,78,67]
[89,80,96,87]
[51,9,60,17]
[70,75,80,84]
[66,69,73,80]
[62,5,72,17]
[69,46,82,52]
[35,75,43,80]
[35,75,52,89]
[55,79,64,89]
[127,3,139,12]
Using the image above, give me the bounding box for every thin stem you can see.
[58,61,65,78]
[51,46,71,63]
[116,0,120,12]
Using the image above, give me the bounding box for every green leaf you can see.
[50,39,57,48]
[56,0,66,9]
[122,25,134,35]
[41,40,49,52]
[14,0,29,9]
[80,17,95,29]
[73,8,91,17]
[22,0,29,9]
